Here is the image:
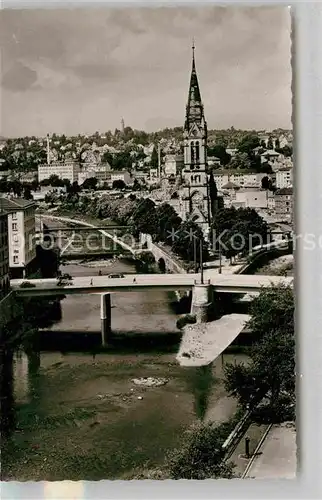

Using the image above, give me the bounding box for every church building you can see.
[181,42,210,234]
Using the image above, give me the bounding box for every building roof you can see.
[0,196,35,211]
[276,167,292,172]
[221,181,240,189]
[110,170,131,176]
[275,187,293,195]
[261,149,279,156]
[213,169,265,177]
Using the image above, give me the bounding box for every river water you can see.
[3,258,246,481]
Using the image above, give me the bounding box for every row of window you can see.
[191,175,202,184]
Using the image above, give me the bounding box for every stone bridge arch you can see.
[158,257,166,273]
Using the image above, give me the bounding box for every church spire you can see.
[185,40,205,131]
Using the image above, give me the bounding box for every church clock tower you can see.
[181,41,210,233]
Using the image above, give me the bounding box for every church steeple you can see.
[182,40,210,233]
[185,40,205,131]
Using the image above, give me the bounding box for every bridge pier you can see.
[100,293,111,346]
[190,284,213,323]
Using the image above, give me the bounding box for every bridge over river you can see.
[11,273,293,297]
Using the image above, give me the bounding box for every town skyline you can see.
[1,6,291,138]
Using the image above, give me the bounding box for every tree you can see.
[261,175,273,190]
[166,421,235,479]
[267,137,274,150]
[82,177,98,190]
[275,137,280,150]
[209,171,218,220]
[208,145,231,166]
[112,179,126,190]
[68,181,80,194]
[0,178,9,193]
[48,174,63,187]
[237,134,260,155]
[130,198,159,237]
[151,146,159,169]
[229,151,252,170]
[102,151,113,164]
[224,285,295,420]
[155,203,182,243]
[62,178,71,190]
[23,186,32,200]
[172,220,208,263]
[133,178,142,191]
[211,207,268,260]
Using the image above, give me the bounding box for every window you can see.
[13,256,19,264]
[195,141,200,163]
[13,234,19,243]
[12,212,17,220]
[190,143,195,163]
[12,223,18,231]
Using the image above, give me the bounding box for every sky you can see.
[0,6,292,138]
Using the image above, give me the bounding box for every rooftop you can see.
[221,181,240,189]
[275,187,293,195]
[0,196,35,211]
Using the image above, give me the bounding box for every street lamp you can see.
[218,243,222,274]
[199,238,204,285]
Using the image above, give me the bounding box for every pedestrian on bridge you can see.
[90,278,93,286]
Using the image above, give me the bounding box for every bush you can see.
[165,421,235,479]
[176,313,196,330]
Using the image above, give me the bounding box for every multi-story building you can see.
[275,168,293,189]
[181,43,210,233]
[214,170,268,190]
[0,208,10,297]
[0,197,37,278]
[234,189,271,209]
[163,154,184,178]
[110,171,132,186]
[78,163,112,186]
[38,161,80,184]
[274,187,293,222]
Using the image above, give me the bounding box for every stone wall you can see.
[140,233,186,274]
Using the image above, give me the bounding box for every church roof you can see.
[184,42,206,131]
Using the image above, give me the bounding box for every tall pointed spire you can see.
[185,40,205,130]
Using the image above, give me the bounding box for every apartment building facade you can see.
[275,168,293,189]
[38,161,80,184]
[0,210,10,297]
[274,187,293,222]
[214,170,268,190]
[0,197,37,278]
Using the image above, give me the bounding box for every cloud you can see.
[0,6,291,137]
[1,61,37,92]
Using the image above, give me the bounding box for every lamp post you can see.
[193,236,197,272]
[218,242,222,274]
[200,239,204,285]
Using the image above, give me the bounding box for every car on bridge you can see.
[19,281,36,288]
[108,273,125,279]
[60,273,73,281]
[56,273,73,286]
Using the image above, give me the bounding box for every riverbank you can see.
[2,351,246,481]
[255,254,293,276]
[2,255,250,481]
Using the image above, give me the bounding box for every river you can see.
[2,257,247,481]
